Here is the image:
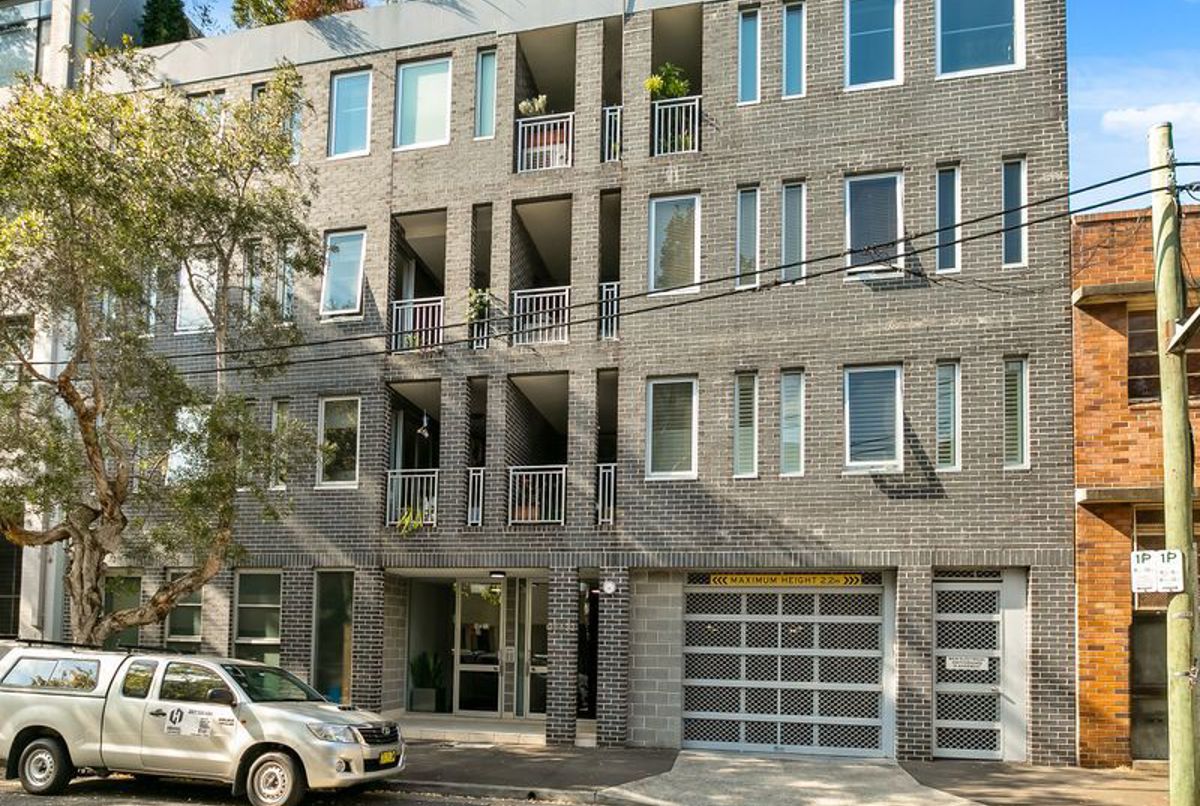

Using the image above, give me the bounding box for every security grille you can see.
[933,580,1003,759]
[682,583,891,757]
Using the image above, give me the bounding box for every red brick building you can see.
[1074,205,1200,766]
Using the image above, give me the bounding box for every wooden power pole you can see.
[1151,121,1198,806]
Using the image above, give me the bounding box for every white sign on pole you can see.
[1131,549,1186,593]
[1157,549,1185,593]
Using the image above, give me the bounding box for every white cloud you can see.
[1102,102,1200,140]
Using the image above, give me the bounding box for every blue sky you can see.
[195,0,1200,206]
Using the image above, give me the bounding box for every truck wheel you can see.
[18,737,73,796]
[246,752,306,806]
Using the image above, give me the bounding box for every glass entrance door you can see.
[525,581,548,716]
[455,581,504,715]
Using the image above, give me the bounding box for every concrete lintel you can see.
[1071,281,1154,308]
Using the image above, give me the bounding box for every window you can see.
[475,49,497,138]
[1127,308,1200,401]
[936,361,960,470]
[1002,159,1026,266]
[738,8,760,104]
[736,187,759,289]
[844,365,902,471]
[936,167,960,273]
[175,259,216,333]
[277,243,295,320]
[103,575,141,650]
[1003,357,1028,468]
[1,657,99,691]
[396,58,452,149]
[165,572,202,652]
[938,0,1021,76]
[160,662,231,703]
[318,397,361,486]
[0,315,32,388]
[252,81,302,163]
[166,406,206,483]
[0,1,50,88]
[783,3,806,98]
[846,0,901,88]
[780,371,805,475]
[121,660,157,698]
[649,195,700,294]
[313,570,354,703]
[235,571,282,665]
[846,173,903,275]
[270,399,290,488]
[646,378,698,479]
[328,70,371,158]
[733,373,758,477]
[0,538,20,637]
[781,183,806,282]
[319,230,366,317]
[188,90,225,125]
[243,240,263,316]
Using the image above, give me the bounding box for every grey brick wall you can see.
[895,565,934,760]
[628,570,684,748]
[382,573,408,712]
[280,567,314,679]
[351,567,386,711]
[546,566,578,745]
[597,565,630,746]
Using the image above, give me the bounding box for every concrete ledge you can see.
[1072,281,1154,308]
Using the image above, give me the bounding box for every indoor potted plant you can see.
[409,650,444,712]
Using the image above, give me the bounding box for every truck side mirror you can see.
[207,687,236,706]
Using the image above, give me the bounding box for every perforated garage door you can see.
[681,574,893,757]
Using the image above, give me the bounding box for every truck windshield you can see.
[222,664,326,703]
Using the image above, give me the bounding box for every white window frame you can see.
[270,399,289,490]
[394,57,453,151]
[737,7,761,106]
[935,360,961,472]
[648,194,702,296]
[735,187,760,289]
[327,69,372,160]
[845,172,905,279]
[733,373,759,479]
[936,165,961,275]
[474,48,497,140]
[781,182,807,284]
[316,395,362,489]
[318,230,367,318]
[233,569,282,660]
[1003,357,1030,470]
[843,364,904,473]
[782,2,807,99]
[844,0,905,91]
[779,370,806,477]
[164,570,203,649]
[645,377,699,481]
[935,0,1026,80]
[1001,158,1028,269]
[174,261,215,334]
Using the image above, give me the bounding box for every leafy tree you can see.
[141,0,191,46]
[233,0,363,28]
[0,48,322,645]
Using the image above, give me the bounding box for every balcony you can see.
[601,105,622,162]
[511,286,570,346]
[596,463,616,526]
[466,467,485,526]
[652,96,701,156]
[516,112,574,173]
[598,282,620,341]
[508,465,567,525]
[390,297,444,351]
[387,469,439,526]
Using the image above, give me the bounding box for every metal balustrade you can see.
[598,281,620,341]
[511,286,571,345]
[390,297,445,352]
[516,112,575,173]
[602,105,623,162]
[386,469,439,527]
[508,465,567,525]
[652,96,701,156]
[467,467,485,526]
[469,319,489,350]
[596,463,616,526]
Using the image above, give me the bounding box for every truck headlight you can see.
[307,723,359,743]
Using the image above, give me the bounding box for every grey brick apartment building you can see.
[106,0,1073,764]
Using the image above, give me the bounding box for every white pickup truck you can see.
[0,642,405,805]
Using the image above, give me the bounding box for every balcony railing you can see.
[508,465,567,525]
[511,286,570,346]
[470,319,489,350]
[598,281,620,341]
[652,96,701,156]
[516,112,574,173]
[390,297,444,352]
[387,469,439,527]
[602,105,622,162]
[467,467,485,526]
[596,463,616,526]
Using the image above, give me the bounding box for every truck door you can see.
[102,659,158,771]
[140,661,240,779]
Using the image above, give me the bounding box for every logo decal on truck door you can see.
[164,708,215,737]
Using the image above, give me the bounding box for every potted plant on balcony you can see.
[467,287,491,348]
[516,94,569,166]
[516,94,548,118]
[645,63,694,153]
[409,651,444,713]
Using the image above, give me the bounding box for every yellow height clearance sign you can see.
[703,573,865,587]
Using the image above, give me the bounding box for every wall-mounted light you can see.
[489,570,506,580]
[417,411,430,439]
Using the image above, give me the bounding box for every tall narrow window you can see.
[646,378,698,479]
[844,365,902,471]
[1002,159,1026,266]
[780,371,805,475]
[846,173,903,274]
[253,81,302,164]
[176,259,216,333]
[103,576,141,649]
[783,3,806,97]
[270,399,290,489]
[937,166,960,273]
[847,0,900,88]
[1004,357,1028,468]
[318,397,361,487]
[649,195,701,294]
[782,183,806,282]
[938,0,1021,76]
[319,231,366,317]
[328,70,371,158]
[277,244,295,320]
[165,571,202,652]
[936,361,960,470]
[475,49,497,138]
[234,571,281,665]
[736,187,759,289]
[738,8,760,104]
[396,58,452,149]
[313,570,354,703]
[733,373,758,477]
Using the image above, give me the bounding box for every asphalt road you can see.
[0,778,529,806]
